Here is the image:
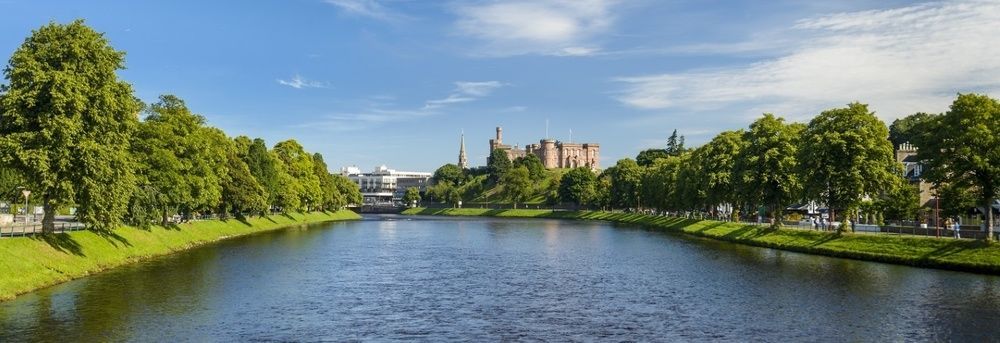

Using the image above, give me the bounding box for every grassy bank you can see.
[403,208,1000,275]
[0,211,360,301]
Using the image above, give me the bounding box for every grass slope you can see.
[403,208,1000,275]
[0,211,360,301]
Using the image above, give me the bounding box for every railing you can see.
[0,222,88,238]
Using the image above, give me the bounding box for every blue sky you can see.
[2,0,998,172]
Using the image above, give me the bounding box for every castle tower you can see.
[496,126,503,144]
[458,132,468,169]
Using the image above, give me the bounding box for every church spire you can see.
[458,131,468,169]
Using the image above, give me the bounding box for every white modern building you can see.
[341,165,432,206]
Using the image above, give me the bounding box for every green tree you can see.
[219,146,267,218]
[558,167,597,208]
[271,154,302,212]
[500,166,533,208]
[888,112,936,147]
[312,153,342,211]
[403,187,421,207]
[0,167,24,208]
[244,138,280,211]
[487,149,511,184]
[642,156,685,212]
[636,149,669,167]
[666,129,687,156]
[800,103,898,230]
[913,94,1000,240]
[608,159,643,210]
[697,130,745,215]
[131,95,225,224]
[272,140,321,211]
[734,114,803,226]
[433,164,465,185]
[875,180,921,222]
[0,20,141,231]
[513,154,546,181]
[332,175,361,208]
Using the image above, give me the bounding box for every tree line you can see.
[0,20,361,232]
[427,96,999,240]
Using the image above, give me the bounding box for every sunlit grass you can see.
[402,208,1000,274]
[0,210,360,301]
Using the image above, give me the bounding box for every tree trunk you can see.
[986,198,995,242]
[42,195,55,233]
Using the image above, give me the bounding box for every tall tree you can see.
[219,145,267,217]
[734,114,803,226]
[558,167,597,208]
[403,187,421,207]
[513,154,546,181]
[500,166,532,208]
[608,159,643,210]
[272,140,321,211]
[666,129,687,156]
[332,175,361,208]
[799,103,898,230]
[131,95,225,224]
[433,164,465,185]
[697,130,745,215]
[0,20,141,231]
[888,112,937,147]
[636,149,669,167]
[312,153,342,211]
[913,93,1000,240]
[642,156,685,212]
[271,155,302,212]
[487,148,511,184]
[244,138,280,210]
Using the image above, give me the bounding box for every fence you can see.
[0,222,88,238]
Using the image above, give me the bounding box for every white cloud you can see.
[453,0,617,57]
[454,81,505,96]
[615,0,1000,123]
[324,0,402,21]
[277,75,328,89]
[425,81,506,109]
[298,81,507,131]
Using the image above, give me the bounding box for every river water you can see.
[2,215,999,341]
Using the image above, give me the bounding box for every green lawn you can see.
[0,210,360,301]
[402,208,1000,275]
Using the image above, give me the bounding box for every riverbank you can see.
[0,211,360,301]
[403,208,1000,275]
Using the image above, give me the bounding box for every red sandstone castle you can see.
[488,126,600,170]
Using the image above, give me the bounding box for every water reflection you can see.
[1,216,998,341]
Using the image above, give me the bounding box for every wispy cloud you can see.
[453,0,617,57]
[297,81,507,131]
[615,1,1000,123]
[424,81,506,109]
[277,75,329,89]
[324,0,404,21]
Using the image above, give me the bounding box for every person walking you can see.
[953,219,961,239]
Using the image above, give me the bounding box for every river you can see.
[2,215,999,341]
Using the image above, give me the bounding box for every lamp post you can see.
[21,189,30,225]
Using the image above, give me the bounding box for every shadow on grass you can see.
[94,229,132,248]
[920,239,989,261]
[33,233,84,256]
[720,224,772,240]
[807,232,841,247]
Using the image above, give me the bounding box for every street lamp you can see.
[20,189,30,225]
